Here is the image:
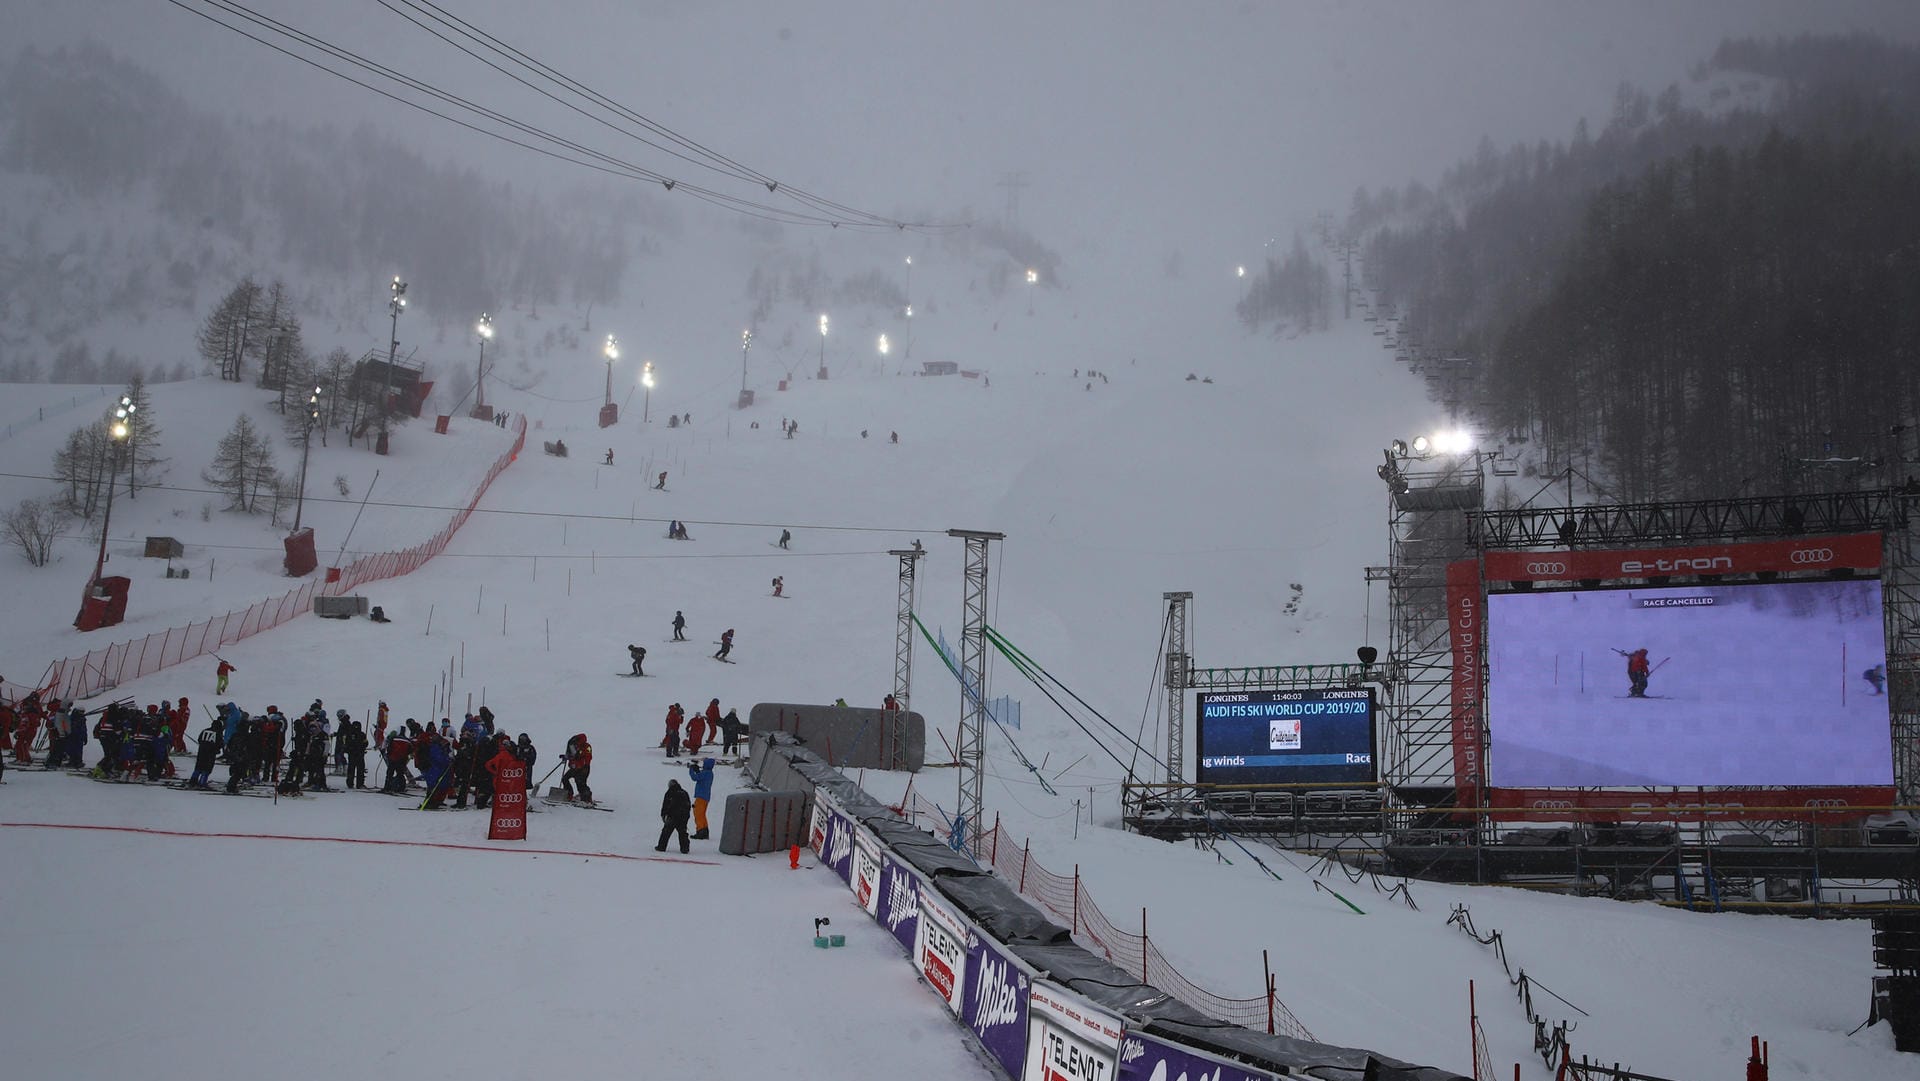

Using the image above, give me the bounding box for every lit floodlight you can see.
[1411,435,1430,454]
[1026,268,1038,284]
[905,256,912,266]
[905,305,913,318]
[110,421,129,440]
[604,334,619,361]
[1236,265,1246,278]
[1432,429,1475,455]
[878,333,890,355]
[641,361,655,388]
[819,313,830,336]
[477,313,494,339]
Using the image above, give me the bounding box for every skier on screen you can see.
[1613,647,1651,698]
[1864,664,1886,696]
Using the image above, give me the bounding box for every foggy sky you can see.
[16,0,1920,262]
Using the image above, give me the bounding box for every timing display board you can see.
[1486,578,1895,787]
[1195,688,1376,785]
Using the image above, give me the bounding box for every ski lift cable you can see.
[911,614,1056,796]
[983,625,1167,775]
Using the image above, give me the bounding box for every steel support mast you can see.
[948,529,1003,853]
[1163,591,1192,785]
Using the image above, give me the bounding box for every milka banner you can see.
[824,809,855,882]
[914,888,971,1016]
[964,933,1032,1080]
[878,852,922,952]
[1117,1032,1275,1081]
[1023,983,1123,1081]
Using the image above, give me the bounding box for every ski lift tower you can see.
[948,528,1003,853]
[889,545,927,712]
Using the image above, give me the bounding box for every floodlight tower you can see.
[641,361,655,423]
[382,275,407,436]
[818,312,829,378]
[293,385,323,533]
[889,545,926,714]
[474,312,493,418]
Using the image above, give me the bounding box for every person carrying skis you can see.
[628,644,647,676]
[672,611,687,641]
[561,733,594,803]
[215,658,236,694]
[685,756,716,839]
[656,778,692,853]
[714,628,735,662]
[662,704,684,758]
[1613,647,1652,698]
[1865,663,1887,696]
[188,718,222,789]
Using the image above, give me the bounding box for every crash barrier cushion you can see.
[717,789,812,855]
[755,728,1467,1081]
[748,702,925,771]
[313,595,370,618]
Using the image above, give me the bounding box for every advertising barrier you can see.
[1117,1032,1275,1081]
[965,933,1034,1079]
[851,827,885,915]
[1023,982,1123,1081]
[488,761,527,841]
[915,887,972,1017]
[877,851,923,953]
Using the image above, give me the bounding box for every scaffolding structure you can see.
[948,529,1003,852]
[1163,591,1191,785]
[1378,451,1482,800]
[889,547,925,714]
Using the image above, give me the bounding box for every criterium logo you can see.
[1789,548,1837,564]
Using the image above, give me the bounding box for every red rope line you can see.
[0,820,719,865]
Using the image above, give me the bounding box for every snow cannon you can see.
[814,917,832,949]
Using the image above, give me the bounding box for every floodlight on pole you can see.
[382,275,407,438]
[641,360,655,423]
[603,334,619,408]
[475,312,493,414]
[293,385,322,533]
[741,328,753,395]
[90,398,134,589]
[1025,267,1037,315]
[818,312,829,374]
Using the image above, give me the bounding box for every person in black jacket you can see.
[628,644,646,676]
[514,734,537,797]
[188,721,222,789]
[304,717,332,791]
[656,779,692,854]
[451,733,479,808]
[343,721,369,789]
[93,710,123,779]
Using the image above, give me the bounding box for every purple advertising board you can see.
[1117,1031,1275,1081]
[823,809,855,882]
[964,933,1032,1079]
[877,852,922,952]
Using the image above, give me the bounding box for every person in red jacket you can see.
[13,700,40,764]
[169,698,190,753]
[662,703,685,758]
[1613,647,1652,698]
[215,659,236,694]
[561,733,594,802]
[686,711,705,755]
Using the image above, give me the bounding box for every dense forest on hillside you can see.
[1351,34,1920,500]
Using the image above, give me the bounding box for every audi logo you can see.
[495,818,523,828]
[1789,548,1836,564]
[1530,800,1573,809]
[1525,562,1568,575]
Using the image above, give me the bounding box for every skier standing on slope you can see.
[686,756,715,839]
[1865,664,1887,696]
[686,709,705,755]
[672,611,687,641]
[561,733,594,803]
[656,779,692,853]
[1612,648,1652,698]
[188,718,222,789]
[515,734,537,796]
[719,707,744,756]
[344,721,368,789]
[662,703,684,758]
[628,644,646,676]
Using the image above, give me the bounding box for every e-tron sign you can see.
[1195,689,1377,785]
[1482,533,1881,583]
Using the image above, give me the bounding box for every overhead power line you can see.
[167,0,966,232]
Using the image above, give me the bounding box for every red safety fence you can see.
[900,792,1315,1041]
[40,418,527,702]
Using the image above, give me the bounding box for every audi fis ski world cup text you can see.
[1194,688,1377,785]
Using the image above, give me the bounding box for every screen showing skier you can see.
[1194,688,1376,785]
[1486,579,1895,787]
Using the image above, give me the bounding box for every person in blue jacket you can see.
[685,756,715,840]
[221,702,244,755]
[422,732,454,808]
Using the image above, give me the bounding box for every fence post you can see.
[1019,841,1030,892]
[1141,908,1149,983]
[1263,949,1274,1034]
[1073,864,1080,935]
[1470,980,1478,1081]
[991,812,1000,865]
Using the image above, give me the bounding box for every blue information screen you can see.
[1195,688,1377,785]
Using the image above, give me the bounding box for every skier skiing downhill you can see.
[628,644,646,676]
[215,658,236,694]
[1614,648,1652,697]
[714,628,735,661]
[1864,664,1887,696]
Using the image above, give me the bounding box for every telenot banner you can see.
[1023,982,1123,1081]
[914,888,971,1017]
[851,827,884,915]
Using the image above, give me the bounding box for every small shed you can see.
[144,536,185,559]
[920,360,958,376]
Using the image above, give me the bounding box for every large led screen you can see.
[1486,579,1894,787]
[1195,688,1376,785]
